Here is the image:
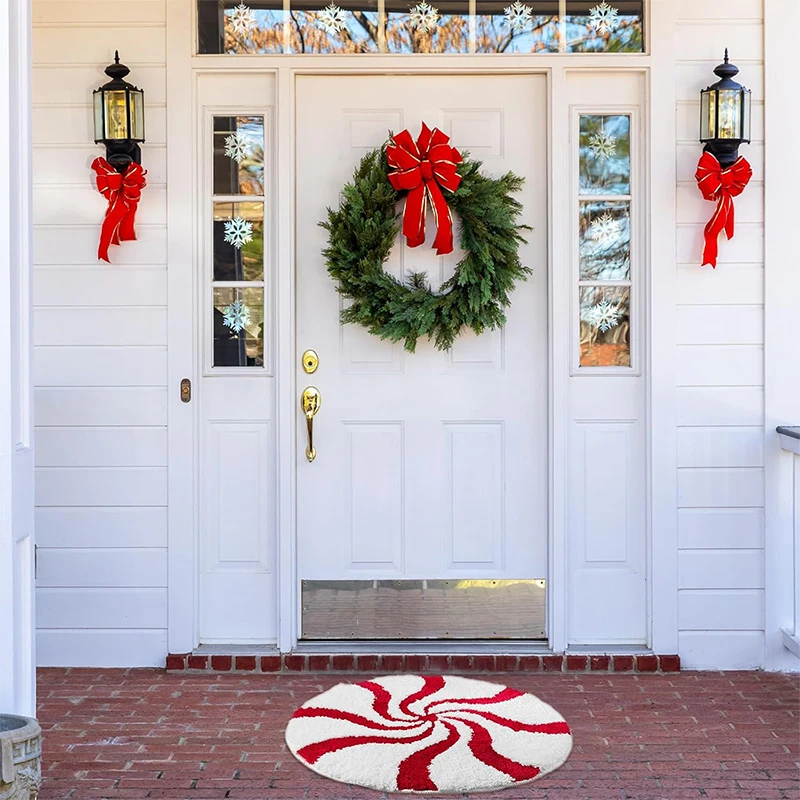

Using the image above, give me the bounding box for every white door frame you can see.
[166,0,676,655]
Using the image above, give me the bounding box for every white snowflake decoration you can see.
[589,212,621,246]
[588,129,617,161]
[408,1,439,33]
[585,300,621,332]
[224,131,253,164]
[227,2,257,36]
[588,1,620,34]
[316,3,348,34]
[503,1,533,32]
[222,300,251,333]
[223,217,254,249]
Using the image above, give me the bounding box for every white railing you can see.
[778,427,800,658]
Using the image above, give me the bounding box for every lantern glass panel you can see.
[717,89,742,139]
[130,89,145,140]
[700,89,715,141]
[742,89,752,141]
[93,91,105,141]
[104,90,129,140]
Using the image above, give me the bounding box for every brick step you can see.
[166,652,680,673]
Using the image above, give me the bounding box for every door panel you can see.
[296,75,548,637]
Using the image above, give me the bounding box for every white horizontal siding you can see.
[678,631,765,670]
[33,107,167,147]
[679,550,765,590]
[34,268,166,307]
[678,590,764,630]
[36,548,167,588]
[36,467,168,506]
[33,26,166,65]
[33,146,167,185]
[37,630,167,668]
[677,345,763,387]
[674,4,765,669]
[676,265,763,306]
[35,387,167,426]
[33,0,168,667]
[35,347,167,386]
[35,428,168,467]
[37,587,167,628]
[678,508,764,550]
[34,225,167,265]
[677,428,764,468]
[36,507,168,548]
[33,1,167,25]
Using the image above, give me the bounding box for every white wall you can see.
[30,0,773,670]
[32,0,168,666]
[673,0,767,669]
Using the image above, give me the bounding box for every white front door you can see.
[296,75,548,639]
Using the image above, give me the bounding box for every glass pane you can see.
[742,90,751,141]
[565,1,644,53]
[579,200,630,281]
[198,0,286,54]
[130,90,145,141]
[213,287,265,367]
[717,89,742,139]
[579,114,630,195]
[700,90,714,140]
[384,0,470,53]
[214,116,265,197]
[104,90,129,140]
[475,1,559,53]
[287,0,380,53]
[579,285,630,367]
[93,92,104,141]
[213,202,264,281]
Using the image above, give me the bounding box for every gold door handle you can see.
[301,386,321,462]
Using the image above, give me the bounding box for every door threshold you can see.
[294,640,551,654]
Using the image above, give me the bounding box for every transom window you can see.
[197,0,644,54]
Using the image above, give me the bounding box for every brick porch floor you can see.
[37,668,799,800]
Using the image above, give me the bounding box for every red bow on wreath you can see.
[695,151,752,268]
[387,123,462,256]
[91,157,147,263]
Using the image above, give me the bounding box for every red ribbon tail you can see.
[427,180,455,256]
[118,204,139,242]
[402,184,427,249]
[98,195,128,262]
[702,194,730,269]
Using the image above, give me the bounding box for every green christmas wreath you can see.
[321,132,531,353]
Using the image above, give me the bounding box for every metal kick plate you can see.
[301,579,546,640]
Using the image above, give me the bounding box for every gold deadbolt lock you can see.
[302,349,319,374]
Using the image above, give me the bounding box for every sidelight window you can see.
[210,116,267,368]
[576,113,634,370]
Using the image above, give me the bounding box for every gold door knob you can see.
[301,386,321,462]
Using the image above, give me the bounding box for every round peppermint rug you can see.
[284,674,573,793]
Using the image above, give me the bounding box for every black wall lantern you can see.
[93,51,145,173]
[699,49,751,168]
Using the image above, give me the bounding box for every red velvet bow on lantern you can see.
[695,151,752,268]
[386,123,462,256]
[91,157,147,263]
